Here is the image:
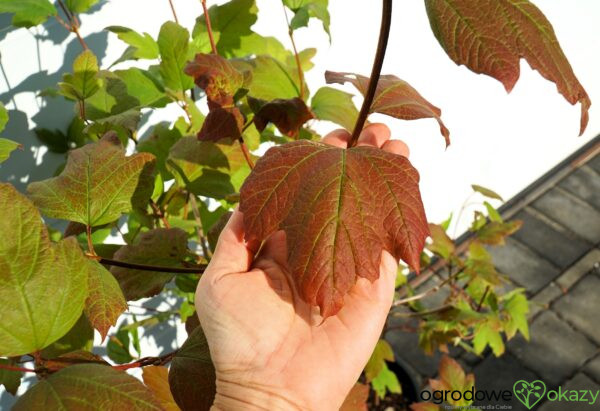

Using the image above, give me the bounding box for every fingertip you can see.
[322,129,351,148]
[356,123,391,148]
[382,139,410,158]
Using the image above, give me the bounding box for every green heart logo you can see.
[513,380,546,409]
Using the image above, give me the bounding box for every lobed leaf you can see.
[13,364,162,410]
[185,53,244,106]
[326,71,450,146]
[424,0,591,135]
[169,326,216,411]
[28,133,156,227]
[240,141,429,316]
[364,339,395,381]
[84,260,127,340]
[158,22,194,94]
[0,183,88,356]
[58,50,101,102]
[110,228,190,301]
[0,0,56,27]
[106,26,159,64]
[283,0,330,37]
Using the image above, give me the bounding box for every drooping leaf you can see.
[12,364,162,410]
[0,183,88,357]
[198,106,244,142]
[340,383,369,411]
[28,133,156,227]
[106,26,159,64]
[0,0,56,27]
[424,0,591,135]
[471,184,503,201]
[58,50,101,102]
[157,21,194,94]
[185,53,244,106]
[326,71,450,146]
[84,260,127,340]
[110,228,190,301]
[0,358,22,395]
[240,140,429,316]
[192,0,258,56]
[167,137,252,199]
[250,97,314,137]
[0,138,21,163]
[283,0,330,37]
[311,86,359,130]
[169,326,216,411]
[476,220,522,245]
[143,366,180,411]
[64,0,98,13]
[40,314,94,359]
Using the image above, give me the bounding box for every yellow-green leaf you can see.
[0,0,57,27]
[58,50,101,101]
[0,183,88,356]
[311,86,358,130]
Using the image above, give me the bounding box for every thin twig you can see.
[167,0,179,24]
[281,1,305,100]
[113,350,179,370]
[477,286,490,312]
[150,200,171,229]
[349,0,393,147]
[188,194,211,258]
[57,0,88,50]
[393,268,465,306]
[391,304,453,318]
[0,363,37,373]
[201,0,218,54]
[90,255,206,274]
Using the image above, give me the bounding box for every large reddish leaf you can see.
[240,141,429,317]
[326,71,450,146]
[424,0,591,135]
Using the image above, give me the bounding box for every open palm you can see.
[196,125,409,410]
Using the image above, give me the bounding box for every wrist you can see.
[211,378,307,411]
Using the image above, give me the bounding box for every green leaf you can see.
[427,223,455,259]
[0,138,20,163]
[28,133,156,227]
[247,55,306,101]
[12,364,162,410]
[193,0,258,56]
[64,0,98,13]
[84,260,127,340]
[107,328,133,364]
[0,183,88,357]
[371,366,401,399]
[0,358,22,395]
[0,102,8,132]
[284,0,330,37]
[107,26,160,64]
[471,184,503,201]
[157,21,194,94]
[167,137,252,199]
[110,228,190,301]
[483,201,503,223]
[473,320,505,356]
[311,86,358,130]
[169,326,216,411]
[58,50,101,101]
[40,314,93,359]
[503,292,529,340]
[114,68,168,108]
[466,240,500,285]
[34,128,70,153]
[138,124,183,179]
[364,339,395,381]
[476,220,522,245]
[0,0,56,27]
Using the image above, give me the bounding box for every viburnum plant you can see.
[0,0,590,409]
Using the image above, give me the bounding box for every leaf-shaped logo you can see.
[513,379,546,409]
[240,140,429,317]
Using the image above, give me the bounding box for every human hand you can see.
[195,124,410,410]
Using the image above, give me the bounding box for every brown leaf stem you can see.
[201,0,218,54]
[149,200,171,229]
[238,138,255,169]
[57,0,88,50]
[349,0,392,147]
[281,2,305,100]
[188,194,211,258]
[0,363,37,373]
[393,268,466,306]
[86,225,96,256]
[168,0,179,24]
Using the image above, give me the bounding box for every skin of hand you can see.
[195,124,410,410]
